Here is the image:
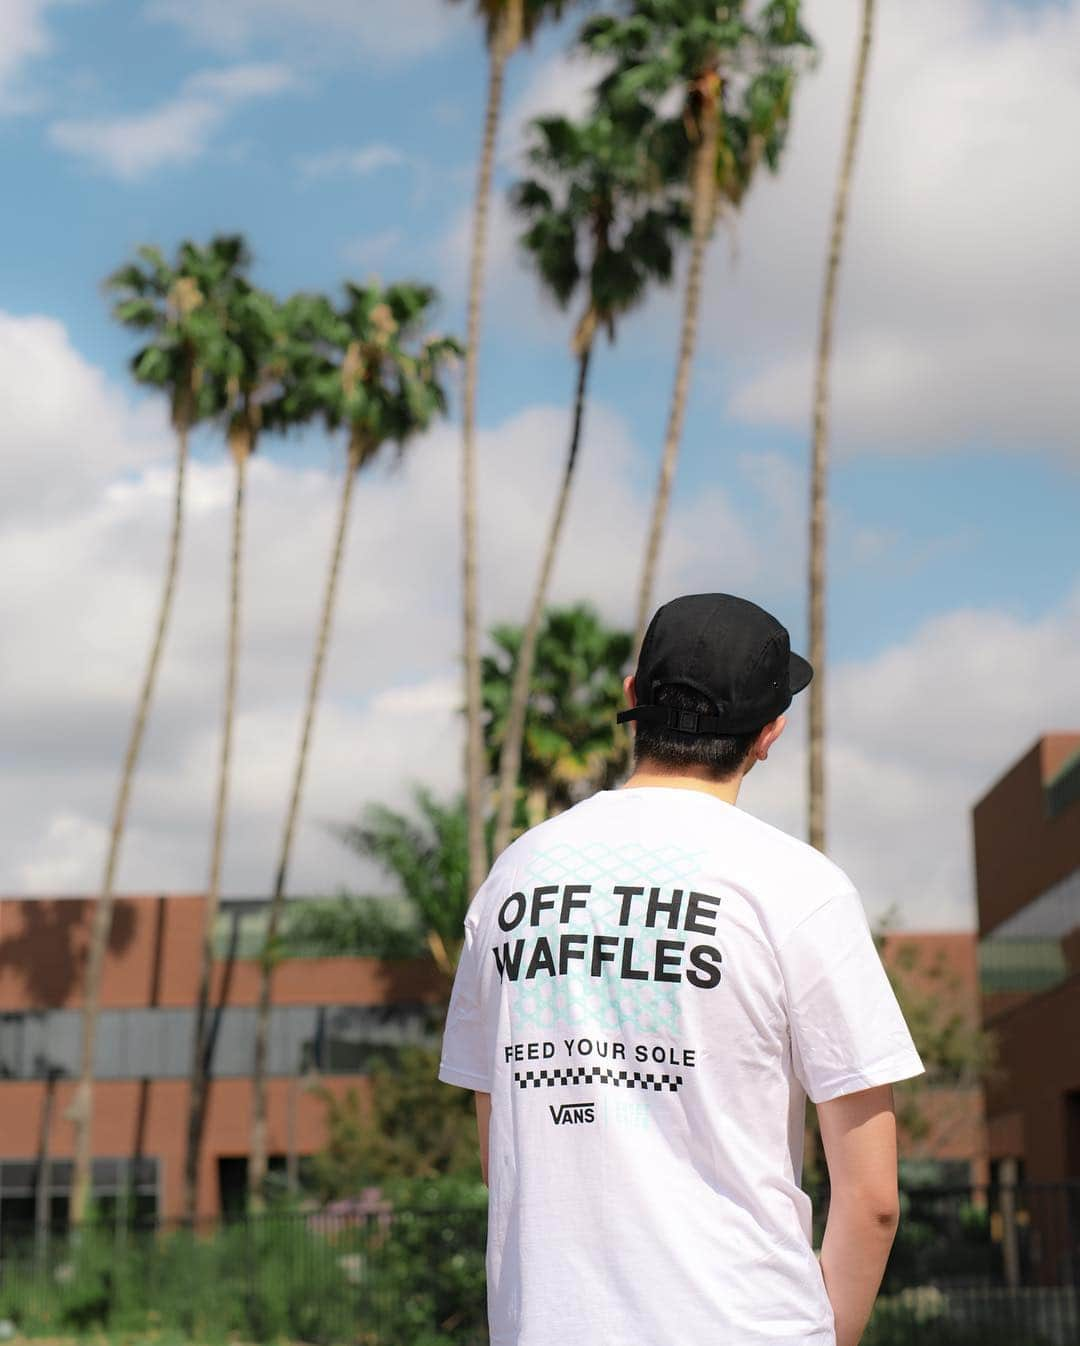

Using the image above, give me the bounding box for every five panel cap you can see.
[617,593,814,737]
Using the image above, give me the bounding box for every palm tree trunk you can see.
[181,433,248,1222]
[630,114,716,651]
[462,7,518,899]
[69,421,190,1228]
[634,99,719,654]
[35,1069,58,1267]
[493,338,594,856]
[249,437,360,1206]
[808,0,874,854]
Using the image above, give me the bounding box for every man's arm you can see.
[475,1091,492,1186]
[816,1083,901,1346]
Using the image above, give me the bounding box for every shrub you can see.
[865,1288,1058,1346]
[355,1174,489,1346]
[0,1212,358,1343]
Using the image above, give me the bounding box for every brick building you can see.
[1,890,989,1237]
[974,732,1080,1184]
[0,894,445,1228]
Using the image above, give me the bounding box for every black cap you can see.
[617,593,813,737]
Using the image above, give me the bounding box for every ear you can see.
[623,673,637,708]
[752,714,786,763]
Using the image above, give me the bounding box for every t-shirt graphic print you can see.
[438,787,925,1346]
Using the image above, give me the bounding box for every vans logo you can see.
[549,1101,595,1125]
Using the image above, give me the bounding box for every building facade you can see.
[1,887,989,1238]
[0,894,445,1228]
[974,732,1080,1186]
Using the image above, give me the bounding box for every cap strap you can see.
[616,705,727,735]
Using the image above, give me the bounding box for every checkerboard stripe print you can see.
[514,1066,683,1092]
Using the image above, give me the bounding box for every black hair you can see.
[632,683,761,781]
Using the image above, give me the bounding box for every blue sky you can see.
[2,0,1078,926]
[6,0,1076,655]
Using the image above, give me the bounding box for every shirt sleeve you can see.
[437,916,495,1092]
[776,886,926,1105]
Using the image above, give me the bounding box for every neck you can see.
[621,765,743,807]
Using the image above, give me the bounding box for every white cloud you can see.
[48,62,296,179]
[342,228,404,271]
[0,310,169,522]
[0,317,798,901]
[6,315,1078,934]
[144,0,469,63]
[463,0,1080,460]
[0,0,55,113]
[185,63,297,100]
[436,45,612,314]
[501,47,605,166]
[711,0,1080,456]
[731,323,1080,455]
[18,812,110,893]
[740,582,1080,930]
[299,143,408,180]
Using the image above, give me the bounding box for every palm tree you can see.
[181,279,286,1222]
[483,603,632,828]
[69,235,245,1228]
[281,891,427,961]
[450,0,572,903]
[247,283,460,1206]
[333,788,473,978]
[808,0,874,853]
[584,0,815,650]
[492,108,688,856]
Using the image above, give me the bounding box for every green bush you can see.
[865,1289,1058,1346]
[0,1212,359,1343]
[0,1176,491,1345]
[356,1174,490,1346]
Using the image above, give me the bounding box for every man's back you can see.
[439,786,924,1346]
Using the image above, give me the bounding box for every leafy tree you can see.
[801,926,997,1190]
[311,1047,482,1196]
[492,107,688,857]
[483,603,632,832]
[882,933,997,1153]
[583,0,815,647]
[450,0,575,903]
[187,276,289,1221]
[808,0,874,853]
[70,236,245,1227]
[247,286,459,1203]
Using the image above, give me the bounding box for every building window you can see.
[0,1157,159,1242]
[0,1005,435,1081]
[1045,749,1080,819]
[978,937,1068,995]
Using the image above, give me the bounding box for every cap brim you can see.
[789,651,814,695]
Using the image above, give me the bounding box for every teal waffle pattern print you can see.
[511,839,708,1037]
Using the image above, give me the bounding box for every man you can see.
[438,593,924,1346]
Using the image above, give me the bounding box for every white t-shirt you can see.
[438,786,925,1346]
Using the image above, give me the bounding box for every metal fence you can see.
[825,1179,1080,1345]
[0,1182,1077,1345]
[0,1204,489,1345]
